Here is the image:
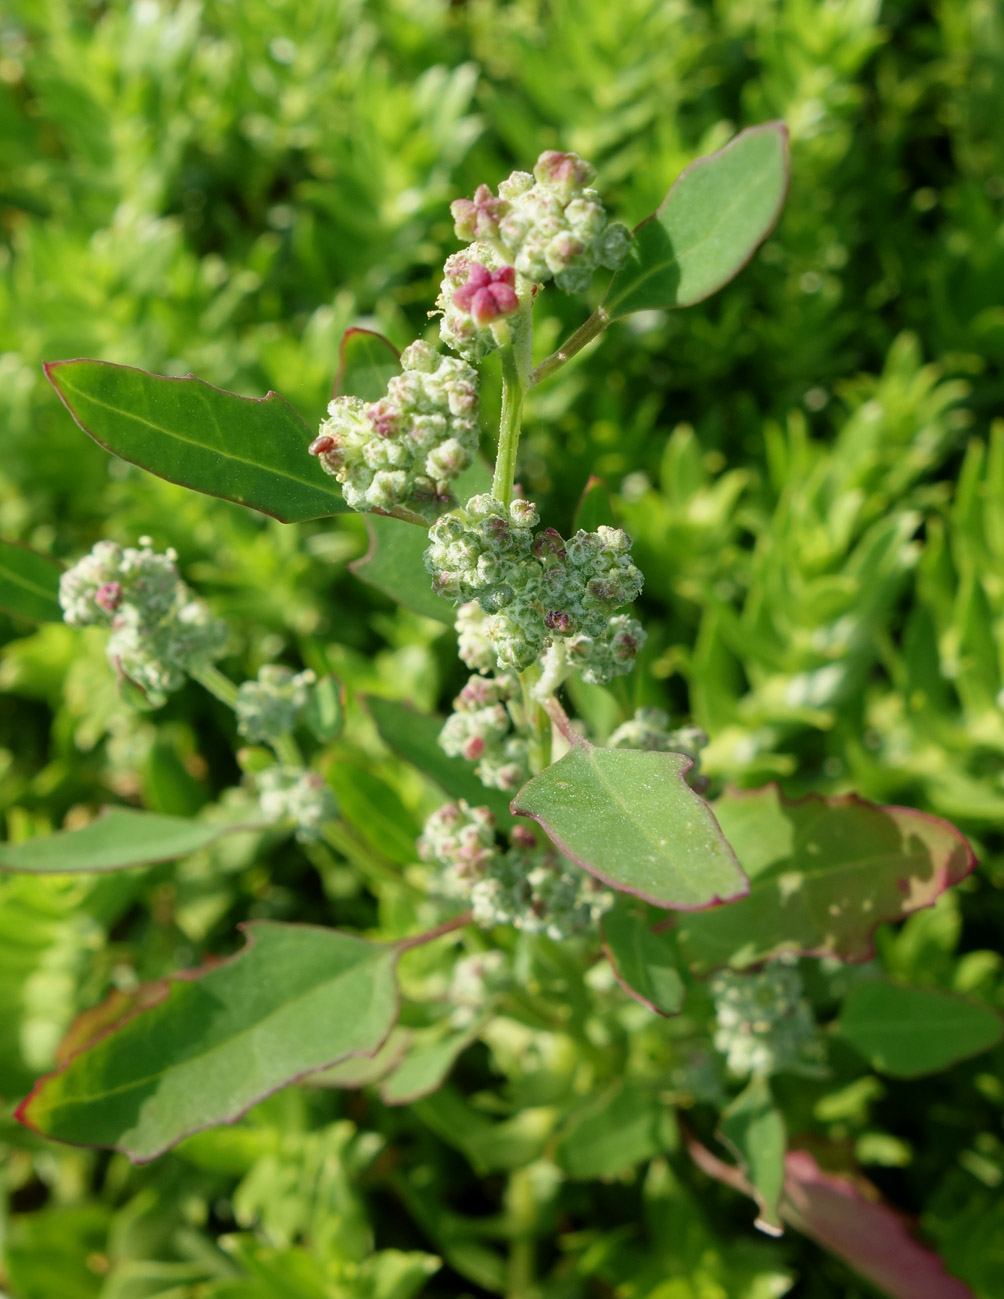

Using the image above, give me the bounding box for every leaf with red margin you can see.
[601,900,686,1015]
[333,327,401,401]
[44,359,345,523]
[511,742,748,910]
[676,786,976,974]
[16,922,401,1162]
[686,1136,976,1299]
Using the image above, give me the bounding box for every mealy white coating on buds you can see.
[450,151,631,296]
[710,965,822,1078]
[235,665,316,743]
[438,672,530,792]
[418,802,613,940]
[309,341,480,513]
[608,708,708,756]
[436,244,523,363]
[59,539,227,706]
[426,500,645,681]
[255,765,337,843]
[448,950,512,1028]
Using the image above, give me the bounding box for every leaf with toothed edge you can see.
[0,807,267,875]
[604,122,790,317]
[601,900,686,1015]
[511,742,747,910]
[44,359,347,523]
[677,786,977,974]
[0,537,63,623]
[16,922,401,1162]
[334,327,401,401]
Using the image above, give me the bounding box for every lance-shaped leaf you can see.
[17,922,401,1161]
[718,1075,786,1236]
[366,696,514,824]
[0,537,63,623]
[677,787,976,974]
[334,327,400,401]
[511,742,747,910]
[572,476,616,533]
[45,359,346,524]
[687,1138,976,1299]
[837,981,1003,1078]
[604,122,790,318]
[0,807,265,875]
[602,901,686,1015]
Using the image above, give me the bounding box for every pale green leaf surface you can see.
[0,537,63,623]
[554,1083,676,1179]
[602,902,686,1015]
[718,1075,786,1235]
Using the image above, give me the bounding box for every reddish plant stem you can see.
[396,910,473,953]
[541,694,581,747]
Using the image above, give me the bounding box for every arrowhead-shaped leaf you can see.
[677,787,976,974]
[45,359,346,524]
[0,537,63,623]
[604,122,790,317]
[511,743,747,910]
[837,982,1003,1078]
[17,922,401,1161]
[602,901,686,1015]
[334,327,401,401]
[0,807,265,874]
[718,1075,786,1236]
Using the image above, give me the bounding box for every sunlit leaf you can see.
[718,1075,786,1235]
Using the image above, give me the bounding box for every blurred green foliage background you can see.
[1,0,1003,1295]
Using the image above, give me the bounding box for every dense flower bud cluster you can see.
[309,341,479,512]
[450,150,631,295]
[59,539,226,706]
[235,665,316,743]
[448,950,512,1028]
[710,965,821,1078]
[418,803,613,940]
[256,765,337,843]
[608,708,707,756]
[438,673,530,791]
[426,499,645,679]
[437,245,523,363]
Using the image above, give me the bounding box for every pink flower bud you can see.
[451,184,509,241]
[462,735,486,761]
[95,581,123,613]
[534,150,596,199]
[309,434,336,455]
[510,825,536,850]
[452,263,520,327]
[533,527,566,561]
[545,610,571,632]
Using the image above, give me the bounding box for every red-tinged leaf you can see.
[687,1138,975,1299]
[333,327,401,401]
[511,741,748,910]
[54,981,169,1064]
[0,537,63,623]
[677,786,976,974]
[17,922,401,1162]
[45,359,345,524]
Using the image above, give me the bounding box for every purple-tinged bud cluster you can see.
[310,340,479,513]
[236,664,316,743]
[256,765,337,843]
[451,263,519,328]
[437,245,525,362]
[426,501,645,680]
[448,150,631,297]
[59,539,227,707]
[418,802,613,940]
[438,672,530,792]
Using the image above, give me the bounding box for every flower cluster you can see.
[418,802,613,940]
[608,708,709,789]
[59,539,226,706]
[710,965,821,1078]
[309,340,479,513]
[450,151,631,295]
[425,496,645,680]
[437,245,524,363]
[448,950,513,1028]
[438,673,530,791]
[256,765,337,843]
[235,665,316,743]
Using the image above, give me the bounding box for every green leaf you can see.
[301,1027,412,1089]
[45,359,346,524]
[837,982,1003,1078]
[572,476,616,533]
[718,1075,786,1236]
[324,762,421,864]
[0,537,63,623]
[604,122,790,317]
[553,1083,676,1179]
[601,901,686,1016]
[17,922,401,1161]
[380,1025,481,1105]
[0,807,263,875]
[303,674,344,742]
[366,695,515,824]
[677,788,976,974]
[350,457,492,619]
[511,742,747,910]
[334,327,401,401]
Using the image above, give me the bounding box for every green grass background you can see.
[1,0,1003,1295]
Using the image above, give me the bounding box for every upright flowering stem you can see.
[190,662,241,710]
[491,290,534,507]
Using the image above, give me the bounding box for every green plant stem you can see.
[492,343,525,507]
[323,821,423,897]
[505,1168,539,1299]
[519,665,552,774]
[271,731,304,767]
[190,662,240,710]
[530,305,610,387]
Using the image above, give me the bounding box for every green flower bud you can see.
[236,665,316,743]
